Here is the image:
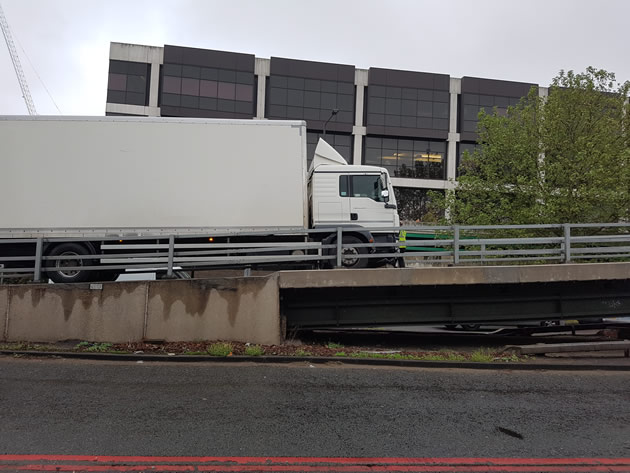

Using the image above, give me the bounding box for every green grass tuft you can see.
[206,342,233,357]
[245,345,265,356]
[470,348,496,363]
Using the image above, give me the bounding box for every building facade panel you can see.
[366,68,450,139]
[107,60,151,107]
[267,57,355,134]
[159,45,256,119]
[364,68,451,181]
[459,76,536,141]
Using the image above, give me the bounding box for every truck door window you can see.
[350,175,385,202]
[339,175,349,197]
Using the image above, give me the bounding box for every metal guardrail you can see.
[0,223,629,282]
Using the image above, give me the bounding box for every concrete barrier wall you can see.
[1,275,282,345]
[0,287,8,341]
[145,277,281,345]
[5,283,146,343]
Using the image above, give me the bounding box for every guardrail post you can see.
[563,224,571,263]
[481,243,486,265]
[453,225,460,265]
[167,235,175,278]
[336,227,343,268]
[33,237,43,282]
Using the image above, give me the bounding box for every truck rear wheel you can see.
[46,243,95,284]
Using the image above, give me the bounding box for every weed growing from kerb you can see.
[206,342,233,357]
[75,342,113,352]
[245,345,265,356]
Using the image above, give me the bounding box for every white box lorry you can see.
[0,116,400,282]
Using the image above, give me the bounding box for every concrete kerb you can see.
[2,350,630,371]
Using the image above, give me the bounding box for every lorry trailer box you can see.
[0,116,308,231]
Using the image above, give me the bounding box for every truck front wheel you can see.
[46,243,95,283]
[340,235,368,269]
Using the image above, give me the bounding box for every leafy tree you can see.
[394,187,444,223]
[431,67,630,225]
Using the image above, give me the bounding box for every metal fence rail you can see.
[1,223,629,283]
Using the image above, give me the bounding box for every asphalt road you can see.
[1,357,629,460]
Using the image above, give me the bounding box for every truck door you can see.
[313,173,351,225]
[348,174,396,228]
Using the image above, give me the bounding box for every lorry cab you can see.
[308,139,399,229]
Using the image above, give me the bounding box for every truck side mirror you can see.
[379,174,389,202]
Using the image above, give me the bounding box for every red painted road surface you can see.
[1,456,630,472]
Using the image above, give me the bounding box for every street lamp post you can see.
[322,109,339,140]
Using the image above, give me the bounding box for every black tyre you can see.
[461,324,481,331]
[46,243,95,283]
[95,269,120,282]
[339,235,368,269]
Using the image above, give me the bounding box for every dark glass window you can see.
[108,73,126,91]
[338,175,386,202]
[364,136,447,180]
[182,65,200,79]
[181,95,199,109]
[460,93,525,135]
[267,74,355,126]
[199,97,217,110]
[163,76,181,94]
[159,62,255,117]
[350,175,386,201]
[200,80,218,97]
[200,67,218,80]
[107,60,150,106]
[366,85,449,132]
[218,82,235,100]
[339,175,349,197]
[235,84,253,102]
[181,78,199,96]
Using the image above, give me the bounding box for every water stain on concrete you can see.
[153,280,219,318]
[152,277,268,326]
[12,281,144,322]
[14,286,95,321]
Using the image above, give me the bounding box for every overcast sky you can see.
[1,0,629,116]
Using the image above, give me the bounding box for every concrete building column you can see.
[255,58,270,119]
[147,50,163,113]
[352,69,368,165]
[107,42,163,117]
[446,77,461,183]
